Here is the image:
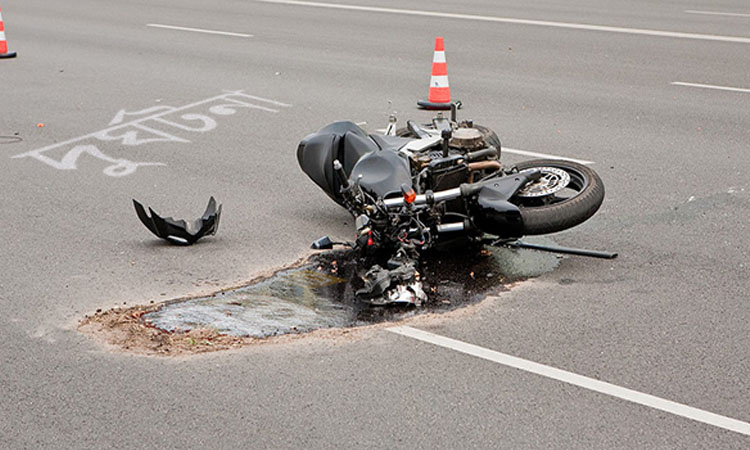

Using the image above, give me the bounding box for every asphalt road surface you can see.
[2,0,749,448]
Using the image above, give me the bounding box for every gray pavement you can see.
[1,0,749,447]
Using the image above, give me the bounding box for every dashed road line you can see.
[685,10,750,19]
[146,24,253,38]
[387,326,750,437]
[257,0,750,43]
[672,81,750,94]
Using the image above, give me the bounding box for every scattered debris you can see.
[79,305,247,355]
[133,197,222,245]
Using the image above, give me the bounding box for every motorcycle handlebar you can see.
[381,169,541,209]
[382,187,461,208]
[436,222,466,233]
[381,178,491,208]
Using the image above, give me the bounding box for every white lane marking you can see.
[146,24,253,37]
[503,148,594,165]
[685,10,750,18]
[387,326,750,437]
[672,81,750,94]
[257,0,750,43]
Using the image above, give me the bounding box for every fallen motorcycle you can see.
[298,107,613,306]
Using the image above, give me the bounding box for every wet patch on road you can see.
[79,238,561,356]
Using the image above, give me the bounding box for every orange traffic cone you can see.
[0,4,17,59]
[418,37,452,110]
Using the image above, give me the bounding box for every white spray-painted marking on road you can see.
[685,10,750,18]
[12,91,291,177]
[672,81,750,94]
[257,0,750,43]
[147,24,253,37]
[387,326,750,437]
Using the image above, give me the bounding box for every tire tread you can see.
[513,159,605,235]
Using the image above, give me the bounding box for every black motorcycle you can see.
[297,110,609,306]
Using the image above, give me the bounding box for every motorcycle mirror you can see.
[311,236,334,250]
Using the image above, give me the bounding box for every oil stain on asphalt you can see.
[142,238,561,339]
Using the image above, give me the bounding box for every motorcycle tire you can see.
[395,124,502,150]
[512,159,604,235]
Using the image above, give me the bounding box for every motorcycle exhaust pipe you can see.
[467,160,502,183]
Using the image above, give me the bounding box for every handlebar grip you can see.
[333,160,350,189]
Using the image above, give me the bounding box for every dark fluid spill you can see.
[143,237,561,338]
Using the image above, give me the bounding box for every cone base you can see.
[0,51,17,59]
[417,100,453,110]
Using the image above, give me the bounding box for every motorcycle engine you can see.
[449,127,486,150]
[410,126,495,194]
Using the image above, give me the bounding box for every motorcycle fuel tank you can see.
[297,121,377,205]
[349,149,412,199]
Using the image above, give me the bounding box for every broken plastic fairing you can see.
[133,197,222,245]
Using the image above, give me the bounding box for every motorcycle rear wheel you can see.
[512,159,604,235]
